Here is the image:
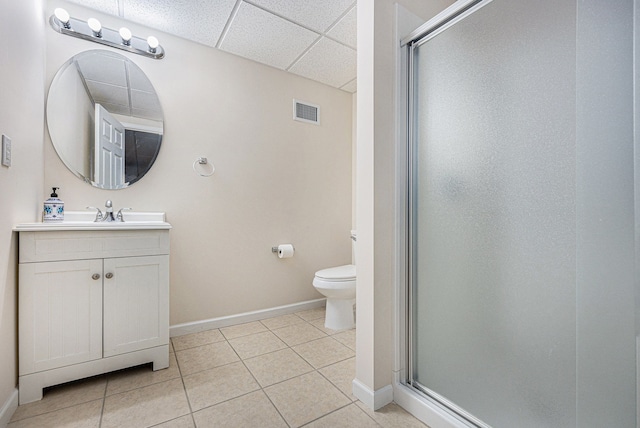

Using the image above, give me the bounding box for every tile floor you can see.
[9,307,427,428]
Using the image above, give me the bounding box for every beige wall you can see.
[0,0,45,412]
[355,0,455,404]
[44,1,353,326]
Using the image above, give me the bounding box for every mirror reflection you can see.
[47,50,164,189]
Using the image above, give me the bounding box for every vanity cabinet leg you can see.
[18,375,43,405]
[152,347,170,371]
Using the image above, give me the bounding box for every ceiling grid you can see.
[65,0,357,92]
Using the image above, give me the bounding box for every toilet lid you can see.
[315,264,356,280]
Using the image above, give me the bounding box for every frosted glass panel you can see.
[410,0,577,426]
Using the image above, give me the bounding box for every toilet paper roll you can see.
[278,244,295,259]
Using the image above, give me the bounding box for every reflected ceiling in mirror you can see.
[47,50,164,189]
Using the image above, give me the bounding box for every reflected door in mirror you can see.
[95,104,125,188]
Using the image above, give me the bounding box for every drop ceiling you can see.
[64,0,358,93]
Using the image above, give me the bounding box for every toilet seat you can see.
[314,264,355,281]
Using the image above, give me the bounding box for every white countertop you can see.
[14,211,172,231]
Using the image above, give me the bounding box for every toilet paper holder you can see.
[272,244,295,257]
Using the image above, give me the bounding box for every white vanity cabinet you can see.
[15,221,171,405]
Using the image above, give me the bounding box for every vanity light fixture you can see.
[87,18,102,37]
[49,8,165,59]
[119,27,132,45]
[54,8,70,29]
[147,36,159,53]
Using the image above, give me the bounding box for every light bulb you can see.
[119,27,132,45]
[147,36,159,53]
[87,18,102,37]
[54,8,70,28]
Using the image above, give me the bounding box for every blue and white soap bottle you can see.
[43,187,64,222]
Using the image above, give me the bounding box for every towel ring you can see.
[193,157,215,177]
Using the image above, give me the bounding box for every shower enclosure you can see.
[405,0,637,426]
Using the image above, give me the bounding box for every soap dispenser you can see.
[43,187,64,222]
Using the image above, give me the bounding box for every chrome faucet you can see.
[116,207,132,222]
[103,200,116,222]
[87,201,132,222]
[86,206,104,222]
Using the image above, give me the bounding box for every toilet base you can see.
[325,298,355,330]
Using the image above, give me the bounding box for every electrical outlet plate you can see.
[1,134,11,167]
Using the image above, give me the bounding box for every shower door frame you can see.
[401,1,496,426]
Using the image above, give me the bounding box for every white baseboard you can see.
[169,298,326,337]
[393,383,470,428]
[0,389,18,428]
[352,378,393,410]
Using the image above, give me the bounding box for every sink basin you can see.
[15,211,171,231]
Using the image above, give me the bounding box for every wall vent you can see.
[293,99,320,125]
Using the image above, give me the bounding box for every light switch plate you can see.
[1,134,11,167]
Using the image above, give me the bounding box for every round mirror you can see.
[47,50,164,189]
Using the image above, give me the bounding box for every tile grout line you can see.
[171,338,198,427]
[99,373,108,428]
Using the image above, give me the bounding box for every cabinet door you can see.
[19,259,103,375]
[103,255,169,357]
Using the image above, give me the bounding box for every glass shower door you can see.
[408,0,578,426]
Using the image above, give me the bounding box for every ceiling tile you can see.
[340,79,357,93]
[127,65,156,93]
[122,0,237,47]
[220,2,319,70]
[326,5,356,49]
[289,37,356,88]
[86,81,129,106]
[76,54,128,87]
[65,0,119,15]
[249,0,354,33]
[131,90,162,112]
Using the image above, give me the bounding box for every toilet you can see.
[313,231,356,330]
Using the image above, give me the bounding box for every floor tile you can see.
[356,402,428,428]
[295,307,326,321]
[182,361,260,411]
[10,376,106,422]
[228,331,287,359]
[304,403,379,428]
[106,353,180,396]
[272,322,327,347]
[244,348,314,387]
[151,415,195,427]
[260,314,305,330]
[171,329,225,351]
[332,329,356,350]
[101,378,190,428]
[192,390,287,428]
[319,357,356,401]
[175,341,239,375]
[265,371,350,427]
[292,337,355,369]
[7,399,102,428]
[220,321,268,340]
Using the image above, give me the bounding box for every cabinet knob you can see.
[92,273,100,280]
[105,272,114,279]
